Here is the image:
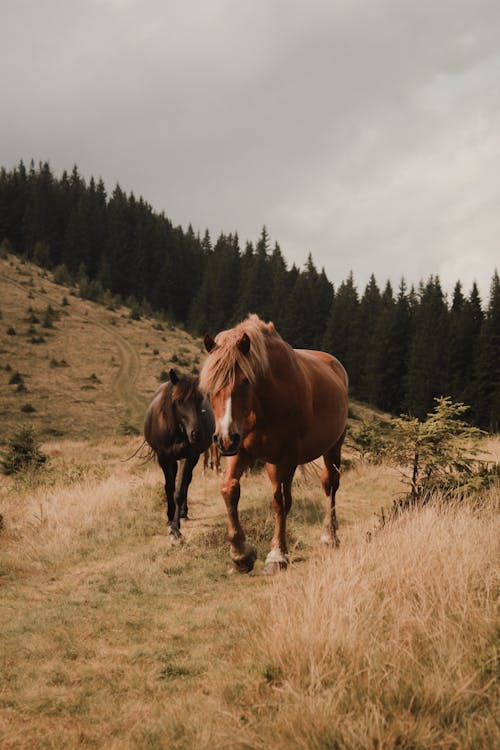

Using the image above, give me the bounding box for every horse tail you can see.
[121,439,153,463]
[296,459,322,485]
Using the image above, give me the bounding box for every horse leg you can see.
[203,448,211,475]
[213,444,221,474]
[262,463,295,574]
[175,453,200,520]
[221,453,256,573]
[321,430,346,547]
[159,455,179,539]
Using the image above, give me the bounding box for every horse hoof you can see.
[168,527,182,543]
[231,543,257,574]
[320,531,340,547]
[262,549,289,575]
[262,560,288,575]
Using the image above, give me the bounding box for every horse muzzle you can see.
[214,432,241,456]
[190,429,202,445]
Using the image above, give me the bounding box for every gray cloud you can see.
[1,0,499,300]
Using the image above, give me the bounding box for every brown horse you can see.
[200,314,348,574]
[144,369,215,539]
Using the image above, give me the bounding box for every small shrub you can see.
[385,397,486,508]
[6,326,16,336]
[41,304,57,329]
[32,241,52,269]
[50,358,69,368]
[1,426,47,475]
[9,371,24,386]
[0,237,12,257]
[53,264,73,286]
[350,418,385,463]
[21,404,37,413]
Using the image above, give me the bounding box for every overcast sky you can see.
[2,0,499,302]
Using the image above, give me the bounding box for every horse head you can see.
[203,332,254,456]
[169,369,212,448]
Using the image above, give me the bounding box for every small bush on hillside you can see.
[53,264,73,286]
[385,397,488,511]
[32,241,52,269]
[1,426,47,475]
[8,371,24,386]
[350,418,385,463]
[21,404,37,413]
[79,276,104,302]
[0,238,12,258]
[7,326,16,336]
[41,304,58,329]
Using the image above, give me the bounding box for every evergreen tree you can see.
[474,271,500,430]
[235,227,273,321]
[322,272,360,388]
[357,274,383,401]
[404,276,450,418]
[448,281,483,406]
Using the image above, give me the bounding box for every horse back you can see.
[297,349,348,390]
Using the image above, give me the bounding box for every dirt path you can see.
[93,318,148,423]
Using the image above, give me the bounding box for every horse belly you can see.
[297,396,347,463]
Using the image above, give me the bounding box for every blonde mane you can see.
[200,314,279,394]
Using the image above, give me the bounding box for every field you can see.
[1,256,498,749]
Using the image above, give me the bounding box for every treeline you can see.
[1,160,498,430]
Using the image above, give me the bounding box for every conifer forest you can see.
[1,160,498,430]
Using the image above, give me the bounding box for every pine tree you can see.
[357,274,383,401]
[474,271,500,430]
[404,276,450,418]
[322,272,360,388]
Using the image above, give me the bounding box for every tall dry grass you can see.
[211,491,499,750]
[0,441,497,749]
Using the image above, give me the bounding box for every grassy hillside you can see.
[0,255,498,749]
[0,254,204,441]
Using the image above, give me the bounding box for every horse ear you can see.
[204,333,217,353]
[169,368,179,384]
[238,333,250,355]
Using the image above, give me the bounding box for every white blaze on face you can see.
[219,394,233,440]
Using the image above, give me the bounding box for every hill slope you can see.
[0,254,204,442]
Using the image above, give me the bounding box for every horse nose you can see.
[215,432,241,455]
[191,429,201,443]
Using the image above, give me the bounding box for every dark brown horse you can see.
[200,314,348,573]
[144,369,215,539]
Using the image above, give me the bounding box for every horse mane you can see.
[200,314,279,393]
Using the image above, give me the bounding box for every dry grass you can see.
[211,491,499,749]
[0,441,498,749]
